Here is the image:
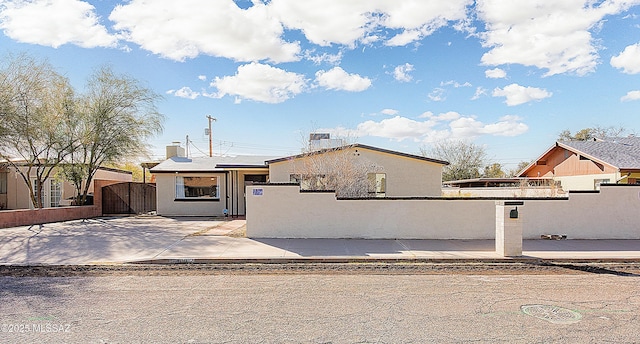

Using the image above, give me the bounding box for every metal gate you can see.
[102,182,156,215]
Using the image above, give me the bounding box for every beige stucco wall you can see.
[246,184,640,239]
[1,167,132,209]
[268,147,443,197]
[155,173,228,216]
[554,173,618,191]
[154,170,268,216]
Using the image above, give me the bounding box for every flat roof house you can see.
[150,154,274,217]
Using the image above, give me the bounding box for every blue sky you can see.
[1,0,640,170]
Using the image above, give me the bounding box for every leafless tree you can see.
[291,145,384,198]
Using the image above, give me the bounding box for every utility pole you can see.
[206,115,217,157]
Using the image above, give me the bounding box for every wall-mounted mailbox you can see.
[509,207,519,219]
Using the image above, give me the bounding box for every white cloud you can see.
[315,67,372,92]
[381,109,399,116]
[485,68,506,78]
[471,87,488,100]
[0,0,116,48]
[611,43,640,74]
[270,0,470,47]
[109,0,300,62]
[393,63,414,82]
[198,75,207,81]
[428,88,446,102]
[492,83,552,106]
[441,80,472,88]
[477,0,640,76]
[621,90,640,102]
[210,62,306,103]
[167,87,200,100]
[304,50,343,65]
[323,112,528,142]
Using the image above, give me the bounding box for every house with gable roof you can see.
[150,138,449,217]
[518,136,640,191]
[267,143,449,197]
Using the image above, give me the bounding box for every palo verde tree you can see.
[0,53,76,208]
[420,140,487,182]
[65,65,164,203]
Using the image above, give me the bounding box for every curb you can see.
[127,257,640,265]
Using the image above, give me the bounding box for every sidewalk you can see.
[0,216,639,265]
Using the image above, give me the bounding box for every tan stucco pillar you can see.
[496,201,523,257]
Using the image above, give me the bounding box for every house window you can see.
[50,181,62,207]
[176,176,219,199]
[0,173,7,194]
[368,173,386,197]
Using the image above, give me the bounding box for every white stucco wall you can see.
[523,186,640,239]
[246,184,640,239]
[246,185,495,239]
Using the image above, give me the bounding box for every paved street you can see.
[0,273,638,343]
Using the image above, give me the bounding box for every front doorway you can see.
[242,174,268,217]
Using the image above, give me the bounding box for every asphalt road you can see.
[0,268,639,344]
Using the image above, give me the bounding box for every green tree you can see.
[483,163,506,178]
[0,53,76,208]
[421,140,486,182]
[68,66,164,203]
[508,161,533,177]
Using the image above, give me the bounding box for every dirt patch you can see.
[225,224,246,238]
[1,262,639,277]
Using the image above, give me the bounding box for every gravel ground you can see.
[1,261,639,277]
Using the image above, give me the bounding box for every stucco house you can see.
[267,144,449,197]
[0,162,132,210]
[518,136,640,191]
[150,154,273,217]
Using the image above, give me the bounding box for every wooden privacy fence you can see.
[102,182,156,215]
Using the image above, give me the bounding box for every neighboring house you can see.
[518,136,640,191]
[267,144,449,197]
[150,153,274,217]
[0,163,132,210]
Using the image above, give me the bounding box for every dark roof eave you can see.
[266,143,449,166]
[214,164,268,169]
[150,169,227,174]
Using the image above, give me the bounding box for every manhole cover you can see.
[521,304,582,324]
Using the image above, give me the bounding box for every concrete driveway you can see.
[1,216,640,265]
[0,216,239,265]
